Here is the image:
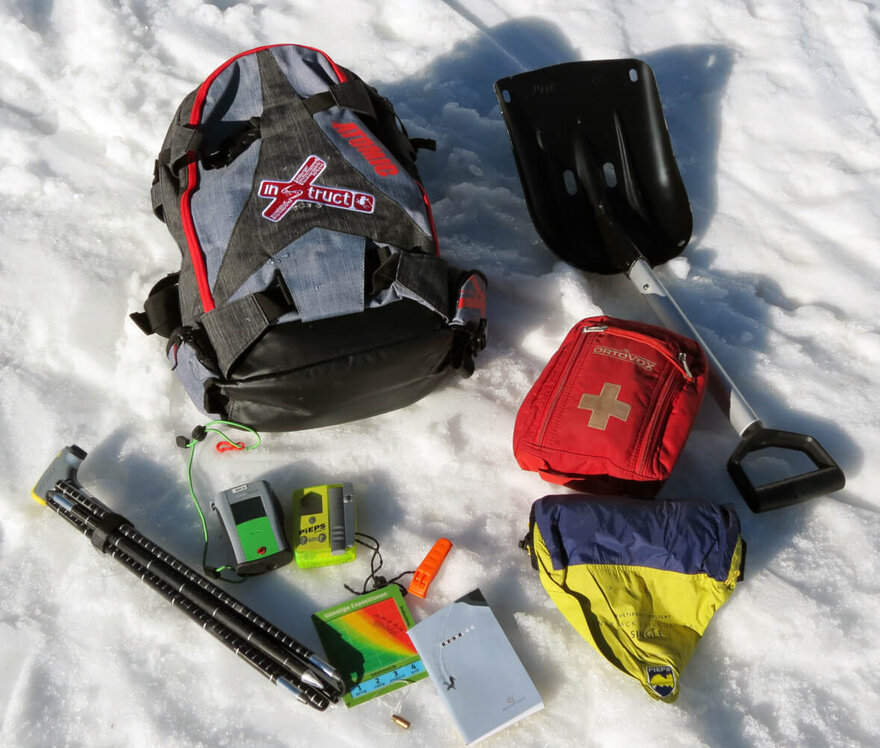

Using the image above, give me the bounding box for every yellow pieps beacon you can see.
[292,483,356,568]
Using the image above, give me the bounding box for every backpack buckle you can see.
[451,318,488,378]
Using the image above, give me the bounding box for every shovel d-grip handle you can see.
[629,260,846,510]
[727,422,846,513]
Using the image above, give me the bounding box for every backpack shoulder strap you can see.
[303,79,376,119]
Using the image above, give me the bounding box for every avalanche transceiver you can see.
[292,483,356,569]
[212,480,293,575]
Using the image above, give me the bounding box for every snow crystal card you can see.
[312,586,427,707]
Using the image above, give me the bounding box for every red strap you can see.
[416,181,441,256]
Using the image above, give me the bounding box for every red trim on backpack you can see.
[417,181,441,256]
[299,44,348,83]
[179,44,348,313]
[179,160,215,311]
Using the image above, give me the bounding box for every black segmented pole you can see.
[32,446,345,712]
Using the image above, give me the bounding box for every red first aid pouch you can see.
[513,316,709,497]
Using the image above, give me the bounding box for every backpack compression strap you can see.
[131,258,487,381]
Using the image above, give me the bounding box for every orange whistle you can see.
[408,538,453,598]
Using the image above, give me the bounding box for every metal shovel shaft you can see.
[628,258,845,511]
[628,258,760,436]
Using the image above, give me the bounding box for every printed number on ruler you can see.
[349,660,426,698]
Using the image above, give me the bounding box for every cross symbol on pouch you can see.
[578,383,632,430]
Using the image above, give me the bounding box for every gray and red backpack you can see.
[132,44,487,431]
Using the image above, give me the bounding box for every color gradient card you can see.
[312,586,427,707]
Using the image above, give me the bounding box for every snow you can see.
[2,0,879,746]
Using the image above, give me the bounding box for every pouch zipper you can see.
[536,323,694,449]
[535,325,595,446]
[635,349,695,475]
[635,368,680,475]
[592,327,695,381]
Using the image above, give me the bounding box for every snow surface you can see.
[2,0,880,746]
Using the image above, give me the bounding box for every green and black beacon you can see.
[212,480,294,575]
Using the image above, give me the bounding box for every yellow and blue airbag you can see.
[526,494,744,701]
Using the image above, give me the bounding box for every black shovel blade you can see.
[495,59,693,274]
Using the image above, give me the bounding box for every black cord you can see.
[344,532,415,596]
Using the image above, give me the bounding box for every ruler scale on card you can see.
[348,659,427,699]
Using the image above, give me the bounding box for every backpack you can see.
[131,44,488,431]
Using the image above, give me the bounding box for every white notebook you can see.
[407,589,544,744]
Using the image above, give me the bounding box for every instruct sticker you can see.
[258,155,375,222]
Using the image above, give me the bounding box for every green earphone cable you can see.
[180,420,262,582]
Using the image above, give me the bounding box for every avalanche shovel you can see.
[495,59,845,512]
